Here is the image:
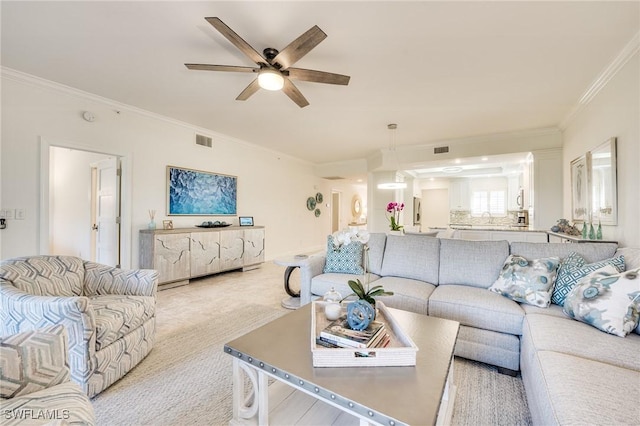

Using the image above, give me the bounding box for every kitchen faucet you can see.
[481,211,493,224]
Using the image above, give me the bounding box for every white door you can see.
[94,157,120,267]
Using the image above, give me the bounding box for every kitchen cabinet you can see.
[455,230,490,240]
[454,229,548,243]
[449,179,470,210]
[140,226,265,288]
[490,231,548,243]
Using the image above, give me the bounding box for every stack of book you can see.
[317,316,390,349]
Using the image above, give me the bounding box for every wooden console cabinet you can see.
[140,226,265,288]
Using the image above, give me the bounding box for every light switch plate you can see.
[5,209,15,220]
[16,209,26,220]
[0,210,5,219]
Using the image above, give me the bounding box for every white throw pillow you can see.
[489,254,560,307]
[563,268,640,337]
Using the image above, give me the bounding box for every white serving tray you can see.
[311,300,418,367]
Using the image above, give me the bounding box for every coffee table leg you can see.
[232,359,269,424]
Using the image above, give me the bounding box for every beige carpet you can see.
[92,262,531,425]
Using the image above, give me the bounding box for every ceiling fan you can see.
[185,17,350,108]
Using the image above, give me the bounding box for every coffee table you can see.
[224,303,459,425]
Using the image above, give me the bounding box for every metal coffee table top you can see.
[225,304,459,425]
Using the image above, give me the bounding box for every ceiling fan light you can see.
[258,69,284,91]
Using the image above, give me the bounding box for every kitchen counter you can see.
[449,224,548,233]
[450,226,549,243]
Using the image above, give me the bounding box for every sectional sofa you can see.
[299,234,640,425]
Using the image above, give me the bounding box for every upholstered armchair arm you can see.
[83,261,158,297]
[0,281,96,372]
[0,325,71,399]
[298,254,327,306]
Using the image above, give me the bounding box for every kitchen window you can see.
[471,190,506,216]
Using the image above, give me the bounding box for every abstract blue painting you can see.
[167,166,237,215]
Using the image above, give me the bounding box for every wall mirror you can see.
[351,195,362,220]
[590,137,617,225]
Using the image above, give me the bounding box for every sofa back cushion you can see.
[366,233,387,276]
[439,239,510,288]
[0,256,85,297]
[510,242,618,264]
[380,234,440,283]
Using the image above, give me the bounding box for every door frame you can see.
[39,137,133,268]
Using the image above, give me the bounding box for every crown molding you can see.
[560,31,640,130]
[0,67,312,166]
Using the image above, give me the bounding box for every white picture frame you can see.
[570,155,589,223]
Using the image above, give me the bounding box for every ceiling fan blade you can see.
[236,79,261,101]
[272,25,327,69]
[205,17,266,65]
[287,68,350,85]
[282,78,309,108]
[185,64,258,73]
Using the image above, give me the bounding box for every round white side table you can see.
[273,255,310,310]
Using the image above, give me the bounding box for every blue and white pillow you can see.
[323,236,364,275]
[552,252,625,306]
[489,255,560,307]
[564,268,640,337]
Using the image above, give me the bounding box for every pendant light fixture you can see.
[377,123,407,190]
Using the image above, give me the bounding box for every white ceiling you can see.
[2,1,639,171]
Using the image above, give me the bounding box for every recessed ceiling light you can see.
[454,159,461,164]
[481,157,488,161]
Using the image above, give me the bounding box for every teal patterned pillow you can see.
[564,268,640,337]
[552,252,626,305]
[323,236,364,275]
[489,255,560,307]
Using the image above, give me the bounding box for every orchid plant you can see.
[331,228,394,307]
[386,201,405,231]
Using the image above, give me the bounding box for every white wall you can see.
[1,73,342,265]
[562,52,639,247]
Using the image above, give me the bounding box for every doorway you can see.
[40,139,129,267]
[331,191,341,233]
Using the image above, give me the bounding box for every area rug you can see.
[92,303,287,425]
[93,307,531,425]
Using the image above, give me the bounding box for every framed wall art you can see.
[570,155,589,222]
[590,137,617,225]
[167,166,237,216]
[239,216,254,226]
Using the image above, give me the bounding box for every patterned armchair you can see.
[0,255,158,398]
[0,325,96,425]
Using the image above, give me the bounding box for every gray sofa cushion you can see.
[455,325,521,371]
[369,276,436,316]
[510,241,618,264]
[523,313,640,371]
[520,303,567,319]
[380,234,440,283]
[429,285,525,335]
[366,233,387,276]
[438,239,509,288]
[523,350,640,426]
